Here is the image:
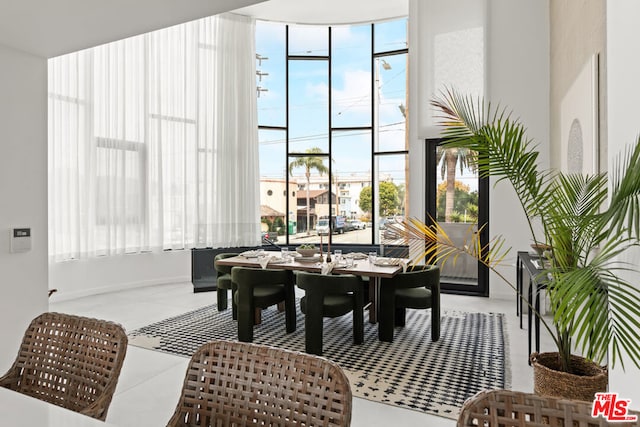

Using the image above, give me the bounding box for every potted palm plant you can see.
[401,88,640,401]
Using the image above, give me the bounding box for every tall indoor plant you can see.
[401,89,640,398]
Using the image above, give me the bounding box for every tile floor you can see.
[49,282,554,427]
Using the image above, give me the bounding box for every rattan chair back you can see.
[167,340,352,427]
[0,312,128,421]
[458,389,640,427]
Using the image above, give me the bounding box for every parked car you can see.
[316,215,346,235]
[350,220,366,230]
[343,221,356,232]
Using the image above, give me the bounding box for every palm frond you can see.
[430,88,640,371]
[608,137,640,237]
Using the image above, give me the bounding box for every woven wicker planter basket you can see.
[531,352,608,402]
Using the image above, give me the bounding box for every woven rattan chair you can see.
[166,340,352,427]
[457,389,640,427]
[0,312,128,421]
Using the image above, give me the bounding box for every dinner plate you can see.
[296,256,321,263]
[374,258,402,267]
[240,250,263,258]
[267,258,288,265]
[347,252,368,260]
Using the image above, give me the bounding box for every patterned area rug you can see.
[129,302,509,420]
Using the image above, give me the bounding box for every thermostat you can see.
[10,228,31,253]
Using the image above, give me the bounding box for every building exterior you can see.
[298,173,373,221]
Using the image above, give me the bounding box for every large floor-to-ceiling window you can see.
[48,14,260,260]
[256,18,408,247]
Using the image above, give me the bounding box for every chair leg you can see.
[237,299,254,343]
[277,301,285,312]
[231,288,238,320]
[353,307,364,345]
[285,296,296,334]
[305,305,324,356]
[255,308,262,325]
[431,301,440,342]
[217,288,228,311]
[378,297,395,343]
[394,307,406,327]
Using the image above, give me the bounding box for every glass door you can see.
[426,139,489,296]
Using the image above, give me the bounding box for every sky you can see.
[255,19,409,184]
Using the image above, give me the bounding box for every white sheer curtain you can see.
[48,13,260,261]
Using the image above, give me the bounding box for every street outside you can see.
[274,227,403,246]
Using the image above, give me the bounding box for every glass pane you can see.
[256,21,286,127]
[289,60,329,153]
[331,24,372,128]
[94,38,146,142]
[259,129,287,179]
[288,25,329,56]
[95,147,144,254]
[374,19,408,54]
[331,130,372,244]
[288,154,330,245]
[435,145,479,284]
[374,153,408,245]
[259,129,290,244]
[374,54,407,152]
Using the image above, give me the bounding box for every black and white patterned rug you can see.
[129,301,510,419]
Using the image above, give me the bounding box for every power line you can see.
[258,122,406,145]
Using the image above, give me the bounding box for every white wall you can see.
[606,0,640,408]
[485,0,550,299]
[0,44,48,371]
[409,0,550,300]
[49,250,191,301]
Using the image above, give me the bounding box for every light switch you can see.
[10,228,31,253]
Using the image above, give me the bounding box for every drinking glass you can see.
[368,251,377,264]
[334,249,342,262]
[281,247,289,262]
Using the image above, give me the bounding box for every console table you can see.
[516,251,549,364]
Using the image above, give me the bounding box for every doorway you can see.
[425,139,489,296]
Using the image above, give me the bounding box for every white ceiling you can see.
[235,0,408,25]
[0,0,408,59]
[0,0,267,58]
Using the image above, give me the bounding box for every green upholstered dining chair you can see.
[296,271,365,356]
[231,267,296,342]
[378,265,440,343]
[214,252,237,316]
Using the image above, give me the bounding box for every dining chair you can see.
[0,312,128,421]
[166,340,352,427]
[378,264,440,342]
[214,252,237,316]
[231,266,296,342]
[296,271,365,356]
[457,389,640,427]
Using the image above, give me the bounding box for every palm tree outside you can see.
[289,147,329,235]
[436,147,475,223]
